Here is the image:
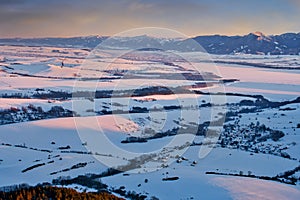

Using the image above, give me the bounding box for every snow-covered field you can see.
[0,45,299,199]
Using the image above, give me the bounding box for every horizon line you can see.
[0,31,300,40]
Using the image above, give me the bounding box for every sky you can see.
[0,0,299,38]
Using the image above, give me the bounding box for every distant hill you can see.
[0,32,299,55]
[192,32,300,55]
[0,36,108,49]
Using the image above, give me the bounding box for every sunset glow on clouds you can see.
[0,0,299,38]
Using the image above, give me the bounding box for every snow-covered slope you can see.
[0,43,300,199]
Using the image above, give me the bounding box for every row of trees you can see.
[0,105,74,125]
[0,186,122,200]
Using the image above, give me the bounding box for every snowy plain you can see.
[0,44,299,199]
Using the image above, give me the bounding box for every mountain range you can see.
[193,32,300,55]
[0,32,299,55]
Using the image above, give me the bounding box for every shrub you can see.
[270,130,284,141]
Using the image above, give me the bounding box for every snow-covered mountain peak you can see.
[252,31,272,41]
